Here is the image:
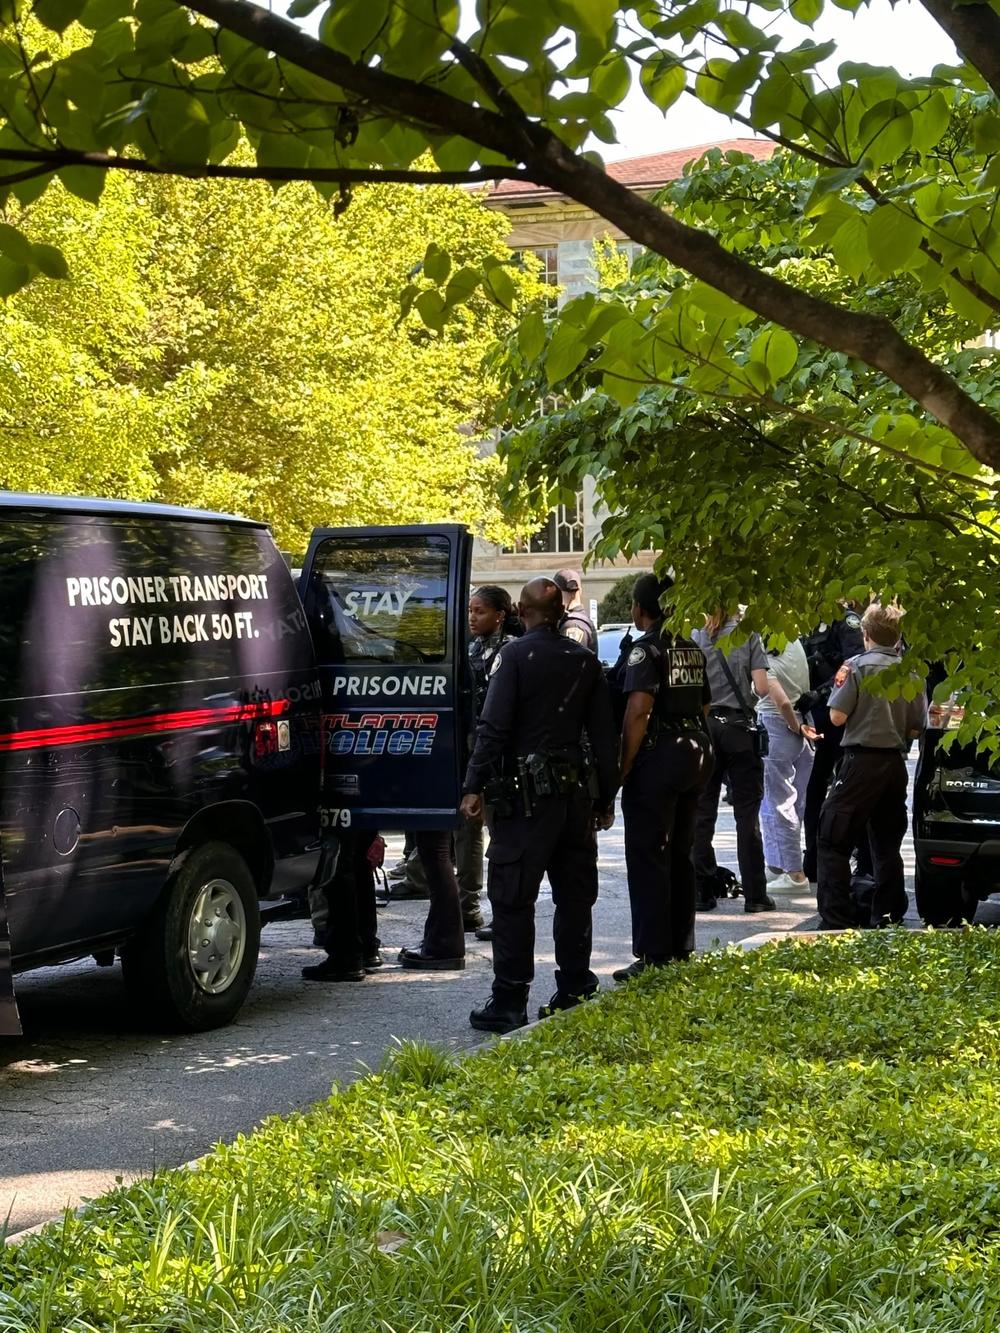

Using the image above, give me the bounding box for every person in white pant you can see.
[757,639,821,890]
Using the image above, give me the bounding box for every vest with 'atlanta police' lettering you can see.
[621,622,711,720]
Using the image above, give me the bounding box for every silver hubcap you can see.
[188,878,246,994]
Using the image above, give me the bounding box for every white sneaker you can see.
[767,872,810,893]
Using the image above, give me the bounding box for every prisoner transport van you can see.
[0,499,472,1036]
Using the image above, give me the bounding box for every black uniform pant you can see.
[623,729,713,961]
[817,749,908,928]
[804,711,873,881]
[486,791,598,1005]
[323,830,380,969]
[454,818,484,919]
[693,715,767,903]
[415,829,465,958]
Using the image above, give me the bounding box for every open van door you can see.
[300,525,472,832]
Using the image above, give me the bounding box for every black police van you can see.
[913,698,1000,925]
[0,496,470,1036]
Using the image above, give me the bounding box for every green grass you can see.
[5,930,1000,1330]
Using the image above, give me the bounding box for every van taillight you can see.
[929,855,963,867]
[255,721,278,758]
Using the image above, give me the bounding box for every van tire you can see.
[914,863,976,928]
[122,842,261,1031]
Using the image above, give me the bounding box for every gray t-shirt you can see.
[692,620,768,710]
[828,647,927,749]
[757,640,811,717]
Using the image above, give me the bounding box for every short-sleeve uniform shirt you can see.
[828,647,927,749]
[691,619,768,709]
[622,625,711,719]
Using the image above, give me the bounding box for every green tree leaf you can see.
[0,223,34,266]
[751,327,798,381]
[866,204,924,274]
[423,242,451,284]
[59,166,107,203]
[0,257,31,297]
[33,0,86,31]
[546,321,590,384]
[518,308,546,360]
[31,242,69,278]
[640,54,686,111]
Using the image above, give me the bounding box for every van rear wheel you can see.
[122,841,261,1031]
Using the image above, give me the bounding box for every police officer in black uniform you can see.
[613,574,713,981]
[800,604,866,881]
[460,577,618,1032]
[817,603,926,928]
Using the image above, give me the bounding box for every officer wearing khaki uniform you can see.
[817,603,927,928]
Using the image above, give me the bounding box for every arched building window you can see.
[503,490,585,555]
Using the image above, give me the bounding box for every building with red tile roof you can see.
[487,138,776,206]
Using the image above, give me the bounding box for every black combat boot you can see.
[537,985,598,1019]
[611,957,671,983]
[744,895,777,914]
[470,991,528,1033]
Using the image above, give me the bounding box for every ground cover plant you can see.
[4,929,1000,1330]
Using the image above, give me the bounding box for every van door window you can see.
[304,536,450,667]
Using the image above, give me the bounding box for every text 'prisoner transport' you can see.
[66,573,272,648]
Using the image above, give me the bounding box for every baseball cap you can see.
[553,569,581,592]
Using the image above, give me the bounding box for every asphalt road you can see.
[1,794,926,1238]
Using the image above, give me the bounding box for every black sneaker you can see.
[538,987,598,1019]
[302,959,365,982]
[475,924,494,942]
[612,958,668,983]
[744,895,777,913]
[469,997,527,1033]
[695,895,717,912]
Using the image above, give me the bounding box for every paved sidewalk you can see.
[0,796,912,1237]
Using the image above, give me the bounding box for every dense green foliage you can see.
[0,163,539,552]
[1,0,999,468]
[493,147,1000,754]
[597,572,638,625]
[5,930,1000,1329]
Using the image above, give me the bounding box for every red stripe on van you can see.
[0,698,290,752]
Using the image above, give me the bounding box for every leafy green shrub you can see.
[5,931,1000,1330]
[597,573,636,626]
